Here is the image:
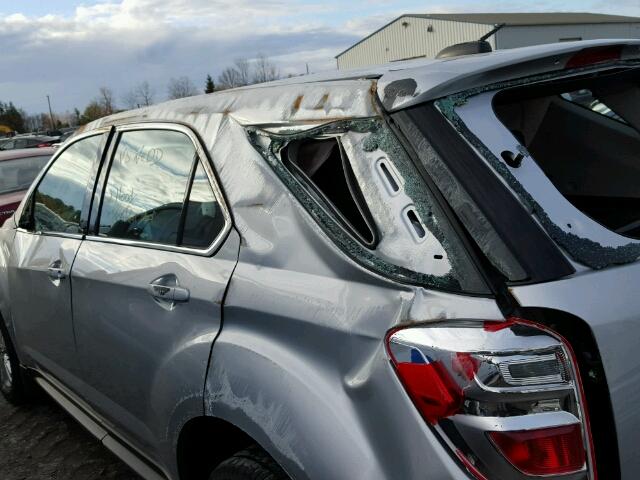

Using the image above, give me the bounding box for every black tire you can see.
[209,445,289,480]
[0,320,35,405]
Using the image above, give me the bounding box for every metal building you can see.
[336,13,640,69]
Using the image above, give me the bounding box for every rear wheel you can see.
[209,445,289,480]
[0,321,34,405]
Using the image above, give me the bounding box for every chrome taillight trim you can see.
[386,318,596,480]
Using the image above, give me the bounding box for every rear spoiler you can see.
[378,40,640,111]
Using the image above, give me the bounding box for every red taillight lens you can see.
[489,424,586,475]
[565,45,622,69]
[395,361,462,424]
[386,319,596,480]
[37,143,50,148]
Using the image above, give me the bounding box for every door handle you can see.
[147,283,190,303]
[47,261,67,280]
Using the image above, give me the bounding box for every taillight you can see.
[37,143,50,148]
[489,424,586,476]
[565,45,622,69]
[387,317,596,479]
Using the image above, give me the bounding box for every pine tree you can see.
[205,74,215,94]
[0,101,25,132]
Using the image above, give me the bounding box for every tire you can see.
[209,445,290,480]
[0,320,34,405]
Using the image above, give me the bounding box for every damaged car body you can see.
[0,38,639,480]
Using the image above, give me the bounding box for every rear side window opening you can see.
[248,119,492,295]
[494,69,640,239]
[282,137,378,247]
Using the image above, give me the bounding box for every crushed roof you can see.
[88,39,640,131]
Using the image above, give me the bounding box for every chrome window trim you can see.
[86,122,232,257]
[15,230,84,241]
[14,128,112,237]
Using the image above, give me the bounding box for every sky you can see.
[1,0,640,115]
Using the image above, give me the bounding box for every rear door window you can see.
[181,162,224,248]
[97,128,226,249]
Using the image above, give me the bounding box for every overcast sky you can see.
[1,0,639,115]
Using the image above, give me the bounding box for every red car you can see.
[0,148,54,226]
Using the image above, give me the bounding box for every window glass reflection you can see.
[181,162,224,248]
[33,135,102,234]
[99,130,195,245]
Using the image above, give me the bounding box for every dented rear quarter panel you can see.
[199,112,503,479]
[79,79,504,479]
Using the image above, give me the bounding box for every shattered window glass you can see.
[495,75,640,240]
[282,138,377,246]
[248,119,490,294]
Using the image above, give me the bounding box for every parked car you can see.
[0,148,54,226]
[0,39,639,480]
[51,128,78,148]
[0,135,59,151]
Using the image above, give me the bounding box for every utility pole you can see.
[46,95,55,130]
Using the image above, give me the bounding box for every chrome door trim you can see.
[14,229,84,240]
[85,122,232,257]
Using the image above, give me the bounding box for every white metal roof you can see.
[403,13,640,26]
[336,12,640,59]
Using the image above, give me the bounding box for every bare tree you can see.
[217,54,281,90]
[122,90,139,110]
[252,53,280,84]
[136,81,154,106]
[167,77,198,100]
[217,67,242,90]
[98,86,115,115]
[123,81,155,108]
[235,58,251,86]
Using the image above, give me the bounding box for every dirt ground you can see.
[0,393,140,480]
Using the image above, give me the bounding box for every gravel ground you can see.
[0,393,140,480]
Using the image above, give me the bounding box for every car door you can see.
[8,132,107,386]
[70,124,236,459]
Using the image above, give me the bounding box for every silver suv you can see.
[1,39,639,480]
